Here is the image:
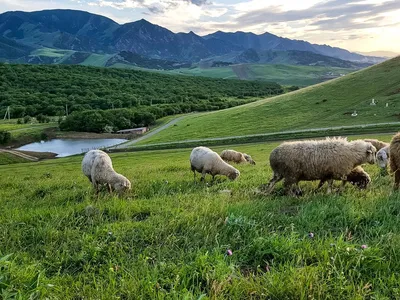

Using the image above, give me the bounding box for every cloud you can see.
[233,0,400,29]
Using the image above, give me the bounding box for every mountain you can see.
[0,9,386,65]
[0,36,33,60]
[203,49,371,68]
[203,31,385,63]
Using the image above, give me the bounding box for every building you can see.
[116,127,149,135]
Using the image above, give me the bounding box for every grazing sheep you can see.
[82,149,131,193]
[190,146,240,182]
[220,149,256,165]
[265,137,376,195]
[364,139,389,151]
[317,166,371,190]
[390,133,400,190]
[376,145,390,169]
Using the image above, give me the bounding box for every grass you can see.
[166,64,352,86]
[0,152,28,164]
[1,134,400,298]
[138,56,400,145]
[81,54,116,67]
[30,48,74,58]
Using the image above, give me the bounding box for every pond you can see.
[17,139,127,157]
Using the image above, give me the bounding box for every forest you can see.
[0,64,283,132]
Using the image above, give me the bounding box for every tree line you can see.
[0,63,284,132]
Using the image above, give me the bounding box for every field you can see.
[169,64,352,86]
[1,134,400,298]
[138,56,400,145]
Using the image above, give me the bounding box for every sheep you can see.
[389,133,400,190]
[317,166,371,191]
[82,149,131,193]
[364,139,389,151]
[376,145,390,169]
[264,137,376,195]
[220,149,256,165]
[190,146,240,182]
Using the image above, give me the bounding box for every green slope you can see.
[139,56,400,145]
[167,64,352,86]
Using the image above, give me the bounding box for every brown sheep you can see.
[220,149,256,165]
[364,139,389,151]
[317,166,371,191]
[389,133,400,190]
[265,137,376,195]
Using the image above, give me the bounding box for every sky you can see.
[0,0,399,53]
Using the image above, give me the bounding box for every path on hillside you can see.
[112,115,189,148]
[0,149,39,161]
[116,121,400,149]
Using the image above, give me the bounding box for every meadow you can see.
[1,134,400,298]
[138,56,400,145]
[169,64,352,87]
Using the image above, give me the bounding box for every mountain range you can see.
[0,9,387,67]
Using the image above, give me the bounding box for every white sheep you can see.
[376,145,389,169]
[264,137,376,195]
[220,149,256,165]
[82,149,131,193]
[190,146,240,182]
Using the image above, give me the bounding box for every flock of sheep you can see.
[81,132,400,196]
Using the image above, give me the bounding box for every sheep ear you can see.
[367,149,373,154]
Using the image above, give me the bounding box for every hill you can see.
[137,56,400,145]
[0,9,384,64]
[205,49,371,68]
[170,64,353,87]
[1,135,400,298]
[0,63,282,118]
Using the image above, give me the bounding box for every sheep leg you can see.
[339,180,347,193]
[315,180,325,192]
[394,171,400,191]
[283,179,296,196]
[107,183,112,193]
[264,173,283,194]
[326,179,334,194]
[201,170,207,182]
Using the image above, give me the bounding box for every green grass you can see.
[0,152,28,164]
[30,48,74,58]
[81,54,116,67]
[1,135,400,298]
[166,64,352,86]
[139,57,400,145]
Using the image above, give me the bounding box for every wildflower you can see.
[361,244,368,249]
[226,249,233,256]
[308,232,314,238]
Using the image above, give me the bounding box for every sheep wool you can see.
[220,149,256,165]
[265,137,376,195]
[190,146,240,182]
[389,133,400,190]
[364,139,389,151]
[82,149,131,193]
[376,145,390,169]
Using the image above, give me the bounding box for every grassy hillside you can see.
[2,135,400,298]
[169,64,352,86]
[139,57,400,145]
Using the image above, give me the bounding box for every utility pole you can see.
[65,104,68,116]
[3,106,10,120]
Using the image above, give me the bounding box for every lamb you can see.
[376,145,390,169]
[82,149,131,193]
[190,146,240,182]
[317,166,371,190]
[364,139,389,151]
[220,149,256,165]
[389,133,400,190]
[264,137,376,195]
